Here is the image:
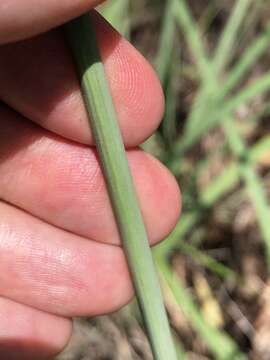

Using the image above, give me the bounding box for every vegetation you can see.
[66,14,177,359]
[69,1,270,359]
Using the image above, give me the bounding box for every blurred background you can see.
[59,0,270,359]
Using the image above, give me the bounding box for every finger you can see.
[0,297,71,360]
[0,12,164,147]
[0,0,102,44]
[0,201,133,317]
[0,105,181,246]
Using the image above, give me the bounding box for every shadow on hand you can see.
[0,339,59,360]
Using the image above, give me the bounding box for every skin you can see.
[0,1,181,359]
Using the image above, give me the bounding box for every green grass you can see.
[66,12,178,360]
[91,0,270,358]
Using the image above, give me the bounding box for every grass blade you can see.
[172,0,214,88]
[223,118,270,268]
[221,22,270,97]
[177,242,237,281]
[213,0,251,75]
[99,0,130,38]
[158,260,246,360]
[171,0,215,150]
[172,0,269,158]
[156,0,176,84]
[65,14,178,360]
[172,72,270,155]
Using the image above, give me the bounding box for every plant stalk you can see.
[65,13,178,360]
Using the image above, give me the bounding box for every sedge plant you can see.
[65,13,178,360]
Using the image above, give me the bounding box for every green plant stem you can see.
[213,0,251,75]
[170,62,270,158]
[171,0,270,157]
[221,22,270,98]
[157,260,245,360]
[177,242,237,280]
[223,119,270,268]
[156,0,175,84]
[65,14,178,360]
[173,0,214,88]
[100,0,130,38]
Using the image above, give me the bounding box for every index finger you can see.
[0,0,101,44]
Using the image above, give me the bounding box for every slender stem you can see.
[173,0,215,88]
[156,0,175,84]
[65,14,178,360]
[223,118,270,269]
[213,0,251,75]
[158,260,246,360]
[220,22,270,98]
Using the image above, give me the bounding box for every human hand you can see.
[0,1,181,359]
